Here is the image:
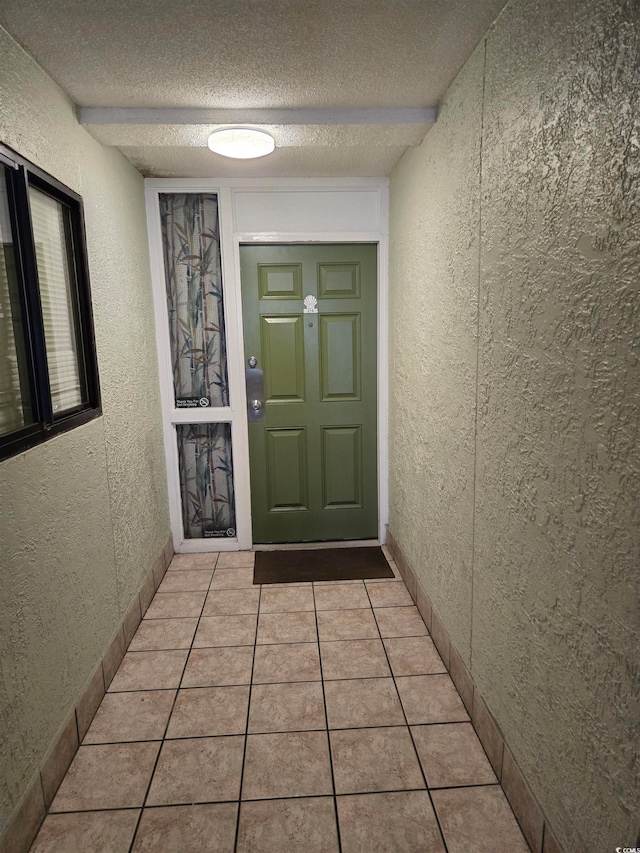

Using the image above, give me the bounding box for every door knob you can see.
[251,400,263,411]
[248,356,257,368]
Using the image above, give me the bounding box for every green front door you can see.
[240,244,378,543]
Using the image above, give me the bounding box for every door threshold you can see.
[253,539,380,551]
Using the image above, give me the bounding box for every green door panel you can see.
[240,243,377,543]
[322,426,363,509]
[320,314,360,401]
[258,264,303,300]
[266,428,308,511]
[261,315,305,402]
[318,263,360,298]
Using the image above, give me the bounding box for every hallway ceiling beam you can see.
[78,107,438,127]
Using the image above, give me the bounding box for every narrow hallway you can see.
[30,551,530,852]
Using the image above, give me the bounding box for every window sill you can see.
[0,407,102,462]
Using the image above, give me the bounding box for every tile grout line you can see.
[43,780,505,819]
[79,715,478,747]
[126,552,220,853]
[363,580,452,853]
[232,568,261,853]
[126,629,431,646]
[138,599,416,619]
[312,583,343,853]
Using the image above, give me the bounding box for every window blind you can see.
[28,187,83,414]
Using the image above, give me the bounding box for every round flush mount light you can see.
[207,127,275,159]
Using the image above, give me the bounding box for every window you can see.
[0,144,100,460]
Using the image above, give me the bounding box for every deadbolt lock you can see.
[246,365,266,422]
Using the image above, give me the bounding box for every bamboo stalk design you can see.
[160,193,228,406]
[160,194,234,538]
[176,423,235,539]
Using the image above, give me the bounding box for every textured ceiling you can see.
[118,144,412,179]
[85,123,431,177]
[0,0,507,176]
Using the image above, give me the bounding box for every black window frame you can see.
[0,143,101,461]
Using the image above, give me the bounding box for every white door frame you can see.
[145,177,389,552]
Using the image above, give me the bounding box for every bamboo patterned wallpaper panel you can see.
[176,422,236,539]
[159,193,229,407]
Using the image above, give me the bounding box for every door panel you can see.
[318,262,360,298]
[319,314,360,401]
[322,426,362,509]
[241,243,377,543]
[258,264,303,300]
[266,428,308,511]
[261,315,305,403]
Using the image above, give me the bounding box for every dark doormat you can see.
[254,546,394,585]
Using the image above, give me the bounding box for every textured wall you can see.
[0,26,170,834]
[389,47,483,663]
[388,0,639,850]
[79,143,170,609]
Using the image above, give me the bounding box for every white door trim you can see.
[144,177,389,551]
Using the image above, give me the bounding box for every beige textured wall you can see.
[389,0,639,850]
[0,27,170,834]
[389,47,483,664]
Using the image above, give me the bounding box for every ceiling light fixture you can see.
[207,127,275,159]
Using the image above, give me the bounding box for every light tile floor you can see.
[30,551,531,853]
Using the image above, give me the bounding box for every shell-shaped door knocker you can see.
[303,295,318,313]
